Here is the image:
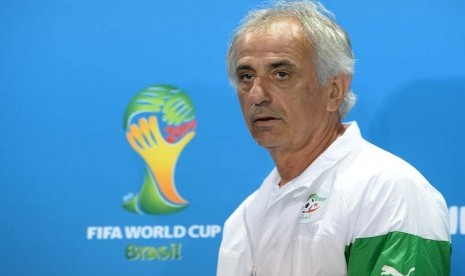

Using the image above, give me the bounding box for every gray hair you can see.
[226,0,356,117]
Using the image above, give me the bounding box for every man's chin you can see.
[253,136,280,149]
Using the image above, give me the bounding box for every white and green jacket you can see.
[217,122,451,276]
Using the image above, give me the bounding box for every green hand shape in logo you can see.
[123,84,196,215]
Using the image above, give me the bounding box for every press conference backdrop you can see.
[1,0,464,275]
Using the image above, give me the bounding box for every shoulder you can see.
[335,141,450,241]
[339,140,437,197]
[222,190,257,238]
[219,191,256,255]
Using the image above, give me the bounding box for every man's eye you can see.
[239,73,254,81]
[275,71,289,79]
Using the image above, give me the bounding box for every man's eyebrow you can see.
[235,64,254,72]
[267,60,295,70]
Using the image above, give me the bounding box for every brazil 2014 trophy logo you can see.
[123,84,196,215]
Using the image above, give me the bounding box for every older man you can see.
[217,1,451,276]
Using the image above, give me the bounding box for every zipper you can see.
[243,205,257,276]
[250,263,256,276]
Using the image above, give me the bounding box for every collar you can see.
[243,121,363,251]
[264,121,363,204]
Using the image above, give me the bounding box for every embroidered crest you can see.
[298,193,327,223]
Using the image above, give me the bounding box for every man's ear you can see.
[327,74,351,113]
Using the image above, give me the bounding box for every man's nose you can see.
[249,78,270,105]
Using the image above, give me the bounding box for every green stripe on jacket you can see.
[345,231,451,276]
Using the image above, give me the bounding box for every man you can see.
[217,1,451,275]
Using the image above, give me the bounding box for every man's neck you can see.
[271,121,346,187]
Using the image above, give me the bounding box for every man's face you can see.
[234,19,335,152]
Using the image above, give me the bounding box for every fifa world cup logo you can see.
[123,84,196,215]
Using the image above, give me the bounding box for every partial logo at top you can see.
[298,193,327,223]
[123,84,196,215]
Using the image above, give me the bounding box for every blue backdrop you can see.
[1,0,464,275]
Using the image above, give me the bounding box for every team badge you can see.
[298,193,327,224]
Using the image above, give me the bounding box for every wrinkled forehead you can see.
[227,18,315,83]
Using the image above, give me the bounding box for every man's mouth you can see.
[252,115,280,126]
[255,116,277,122]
